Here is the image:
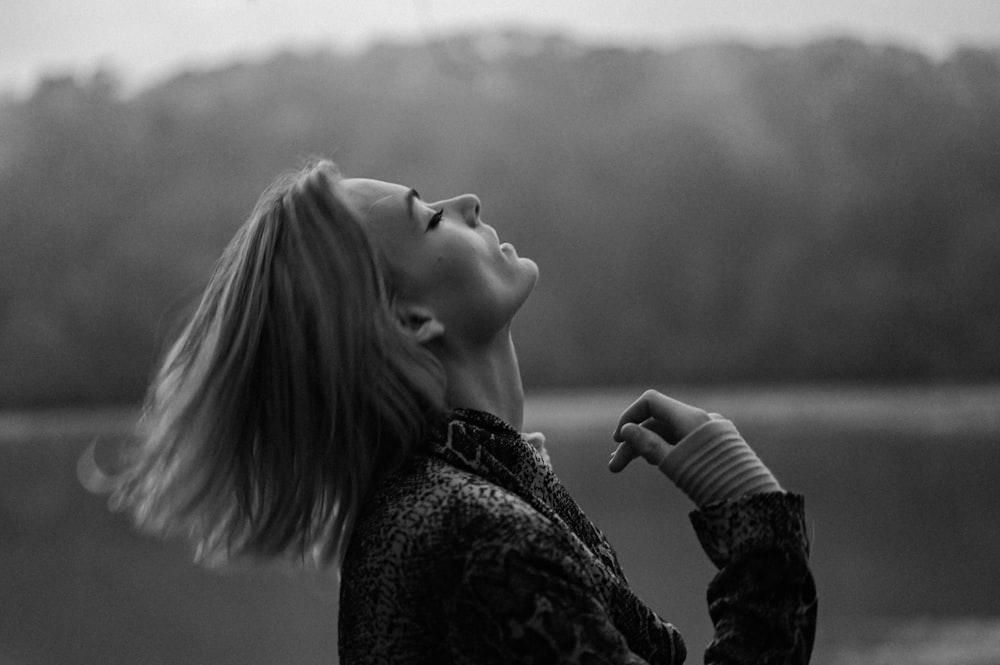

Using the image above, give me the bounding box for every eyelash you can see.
[427,209,443,230]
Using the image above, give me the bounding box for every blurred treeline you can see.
[1,32,999,407]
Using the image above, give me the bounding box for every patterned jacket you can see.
[339,409,816,664]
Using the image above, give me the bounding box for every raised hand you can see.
[608,390,710,473]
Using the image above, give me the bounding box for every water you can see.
[2,384,998,664]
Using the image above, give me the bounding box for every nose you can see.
[455,194,481,227]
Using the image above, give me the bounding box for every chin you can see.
[513,264,539,312]
[521,259,540,296]
[520,256,540,283]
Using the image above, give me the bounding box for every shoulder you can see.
[340,453,566,627]
[346,454,551,569]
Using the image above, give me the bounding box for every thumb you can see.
[608,439,639,473]
[608,423,670,473]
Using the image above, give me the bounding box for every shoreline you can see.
[3,383,999,443]
[524,383,1000,433]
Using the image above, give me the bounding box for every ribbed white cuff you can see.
[658,415,783,507]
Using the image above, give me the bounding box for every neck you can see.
[433,327,525,431]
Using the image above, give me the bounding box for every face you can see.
[338,178,539,344]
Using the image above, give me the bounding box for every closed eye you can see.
[426,209,443,231]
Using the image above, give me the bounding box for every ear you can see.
[394,303,445,344]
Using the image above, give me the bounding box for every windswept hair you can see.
[107,160,446,570]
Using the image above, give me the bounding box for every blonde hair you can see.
[109,160,445,569]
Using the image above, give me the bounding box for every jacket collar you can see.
[425,408,624,579]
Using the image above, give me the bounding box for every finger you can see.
[639,416,676,443]
[609,423,672,473]
[622,422,670,466]
[613,390,659,441]
[615,391,712,444]
[608,440,640,473]
[614,390,690,441]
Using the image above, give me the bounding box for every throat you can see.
[438,331,525,430]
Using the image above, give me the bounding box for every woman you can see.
[104,159,816,664]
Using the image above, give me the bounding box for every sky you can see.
[3,0,1000,95]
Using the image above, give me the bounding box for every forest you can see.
[1,32,998,407]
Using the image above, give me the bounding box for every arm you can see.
[610,390,817,665]
[693,492,816,665]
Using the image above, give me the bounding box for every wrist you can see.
[658,416,783,507]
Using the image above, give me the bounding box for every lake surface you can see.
[2,384,998,664]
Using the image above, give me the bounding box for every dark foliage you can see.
[2,33,999,407]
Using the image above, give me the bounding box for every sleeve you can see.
[659,416,783,506]
[691,492,818,665]
[441,539,683,665]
